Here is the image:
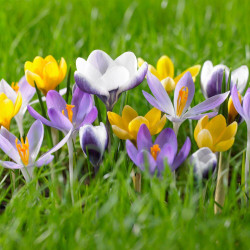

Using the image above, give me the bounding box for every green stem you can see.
[67,138,74,204]
[214,150,231,214]
[173,122,180,136]
[245,129,250,196]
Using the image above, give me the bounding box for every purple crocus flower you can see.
[74,50,148,111]
[143,71,229,134]
[231,85,250,189]
[0,120,71,181]
[27,86,98,140]
[201,60,249,98]
[126,124,191,175]
[79,122,108,167]
[189,147,217,179]
[0,77,36,136]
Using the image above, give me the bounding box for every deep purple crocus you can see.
[0,120,71,181]
[74,50,148,111]
[201,60,249,98]
[27,86,97,139]
[143,71,229,134]
[126,124,191,175]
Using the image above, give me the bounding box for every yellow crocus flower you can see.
[194,115,237,152]
[138,55,200,92]
[228,92,242,124]
[24,55,67,95]
[0,92,22,130]
[107,105,166,142]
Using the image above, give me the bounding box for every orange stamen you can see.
[16,137,29,166]
[176,86,189,117]
[150,144,161,161]
[11,82,19,93]
[62,104,75,123]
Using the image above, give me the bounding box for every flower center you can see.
[150,144,161,161]
[16,137,29,166]
[11,82,19,93]
[176,86,189,117]
[62,104,75,123]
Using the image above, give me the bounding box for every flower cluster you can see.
[0,50,249,209]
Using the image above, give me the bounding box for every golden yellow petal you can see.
[128,116,149,139]
[156,55,174,80]
[149,115,166,135]
[32,56,45,77]
[218,122,238,142]
[214,138,235,152]
[161,77,176,92]
[121,105,138,127]
[138,57,145,68]
[13,91,22,116]
[174,65,201,84]
[44,55,57,64]
[0,93,8,102]
[228,94,242,123]
[205,115,226,144]
[107,112,126,130]
[194,115,209,142]
[0,97,14,130]
[25,70,45,89]
[148,65,160,79]
[112,125,132,140]
[58,57,67,83]
[144,107,161,127]
[42,61,60,92]
[24,61,33,72]
[196,129,214,150]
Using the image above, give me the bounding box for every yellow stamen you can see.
[176,86,189,117]
[62,104,75,123]
[11,82,19,93]
[16,137,29,166]
[150,144,161,161]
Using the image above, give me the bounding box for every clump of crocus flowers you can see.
[0,50,249,212]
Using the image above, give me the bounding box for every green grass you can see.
[0,0,250,249]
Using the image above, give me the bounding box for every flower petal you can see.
[46,90,67,113]
[137,150,157,174]
[231,65,249,94]
[25,70,44,89]
[155,128,177,154]
[80,106,98,126]
[144,107,161,128]
[194,115,209,142]
[142,91,167,113]
[136,123,152,151]
[156,55,174,80]
[217,121,237,142]
[122,105,138,127]
[0,79,17,103]
[115,52,137,76]
[36,155,54,167]
[174,65,201,84]
[129,117,149,142]
[112,125,131,140]
[196,129,213,150]
[231,85,245,119]
[149,115,166,135]
[200,60,214,98]
[0,161,22,169]
[107,112,125,129]
[18,76,36,105]
[126,140,138,165]
[243,89,250,122]
[214,138,235,152]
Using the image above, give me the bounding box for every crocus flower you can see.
[126,124,191,175]
[25,55,67,96]
[74,50,148,111]
[138,56,200,92]
[194,115,237,152]
[143,71,228,134]
[189,147,217,179]
[27,86,97,140]
[107,105,166,142]
[0,90,22,130]
[79,122,108,167]
[0,120,71,181]
[0,77,35,136]
[231,85,250,188]
[200,60,249,98]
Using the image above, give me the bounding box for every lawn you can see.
[0,0,250,249]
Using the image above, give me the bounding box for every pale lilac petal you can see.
[0,79,16,103]
[27,105,54,127]
[27,120,44,164]
[0,134,20,163]
[231,66,249,94]
[137,150,157,174]
[0,161,22,169]
[137,124,152,151]
[174,72,194,115]
[171,137,191,171]
[156,143,176,172]
[231,85,245,119]
[185,111,218,120]
[79,107,98,127]
[36,155,54,167]
[0,126,18,149]
[126,140,138,165]
[243,89,250,122]
[146,71,175,115]
[155,128,177,156]
[184,92,229,118]
[46,90,67,112]
[18,76,35,104]
[142,91,167,113]
[47,108,73,132]
[165,115,182,123]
